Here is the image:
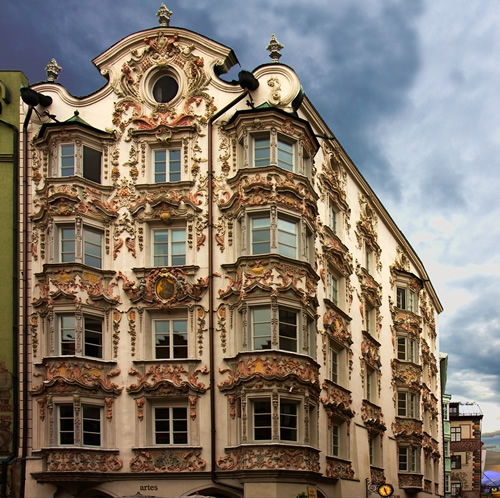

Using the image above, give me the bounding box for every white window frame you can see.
[328,339,347,386]
[365,366,378,404]
[153,147,182,183]
[397,335,418,363]
[247,209,312,262]
[250,396,300,443]
[56,402,103,448]
[151,227,187,267]
[252,133,296,172]
[153,405,189,446]
[329,418,348,459]
[250,305,299,353]
[396,286,419,313]
[398,446,420,473]
[58,142,102,184]
[153,317,188,360]
[397,391,419,418]
[451,426,461,442]
[57,222,104,269]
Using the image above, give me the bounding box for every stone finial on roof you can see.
[157,4,173,26]
[45,59,62,82]
[266,34,284,63]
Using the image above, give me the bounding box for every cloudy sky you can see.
[2,0,500,465]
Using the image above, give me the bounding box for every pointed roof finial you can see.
[157,4,173,26]
[45,58,62,82]
[266,34,284,63]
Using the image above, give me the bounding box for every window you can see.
[58,403,102,447]
[451,426,461,442]
[365,246,373,273]
[328,203,338,234]
[328,343,339,384]
[154,148,181,182]
[365,303,375,335]
[57,314,103,359]
[252,397,299,442]
[397,286,418,313]
[251,306,298,352]
[152,75,179,104]
[449,404,458,415]
[154,406,188,445]
[60,143,102,183]
[152,228,186,266]
[58,224,103,269]
[328,340,347,386]
[397,392,419,418]
[451,482,461,496]
[253,134,295,171]
[398,446,420,472]
[397,335,418,362]
[154,318,188,359]
[444,441,449,458]
[369,434,382,466]
[332,423,340,457]
[327,271,340,306]
[251,215,297,258]
[365,367,377,403]
[451,455,461,469]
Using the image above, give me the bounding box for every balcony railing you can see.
[398,472,423,489]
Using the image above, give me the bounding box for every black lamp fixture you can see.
[20,86,52,108]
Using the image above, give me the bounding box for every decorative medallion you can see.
[155,271,177,301]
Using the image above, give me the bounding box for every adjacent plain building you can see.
[449,401,483,498]
[17,5,444,497]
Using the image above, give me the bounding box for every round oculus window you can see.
[152,75,179,103]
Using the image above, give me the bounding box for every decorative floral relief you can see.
[391,360,422,391]
[217,445,320,472]
[127,363,209,393]
[130,449,206,473]
[46,450,123,472]
[32,361,122,395]
[325,457,355,480]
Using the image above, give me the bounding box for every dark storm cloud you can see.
[441,276,500,397]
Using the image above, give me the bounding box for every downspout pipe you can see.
[208,70,258,496]
[20,104,33,498]
[0,118,20,498]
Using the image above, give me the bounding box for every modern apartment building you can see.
[17,5,444,497]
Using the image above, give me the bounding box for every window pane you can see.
[169,149,181,182]
[84,316,103,358]
[278,309,297,352]
[170,229,186,265]
[155,407,171,444]
[254,400,272,440]
[154,230,169,266]
[280,401,297,441]
[277,139,293,171]
[83,228,102,268]
[252,217,271,254]
[82,405,101,446]
[253,308,272,350]
[172,407,188,444]
[154,150,167,183]
[278,218,297,257]
[60,315,76,355]
[254,138,270,167]
[59,404,74,445]
[60,227,76,262]
[60,144,75,176]
[397,337,406,360]
[172,320,188,358]
[397,287,406,309]
[83,146,102,184]
[155,320,171,359]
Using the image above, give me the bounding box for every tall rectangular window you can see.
[280,401,298,441]
[154,149,181,183]
[451,427,461,442]
[60,227,76,262]
[253,399,272,440]
[83,315,103,359]
[59,404,75,445]
[277,217,297,258]
[332,423,339,457]
[83,227,103,268]
[277,138,294,171]
[60,144,75,176]
[328,272,339,305]
[252,307,272,350]
[254,137,271,167]
[329,204,337,234]
[154,319,188,359]
[329,344,339,384]
[397,286,418,313]
[60,315,76,355]
[153,228,186,266]
[82,405,102,446]
[82,146,102,183]
[154,406,188,445]
[399,446,420,472]
[251,216,271,254]
[278,309,297,352]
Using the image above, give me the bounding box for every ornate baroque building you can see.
[18,5,444,498]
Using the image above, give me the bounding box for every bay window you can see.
[251,397,299,442]
[59,143,102,183]
[58,403,102,447]
[398,446,420,473]
[397,391,419,418]
[57,313,104,359]
[253,134,295,172]
[397,335,418,363]
[58,223,103,269]
[154,406,188,445]
[397,286,418,313]
[250,306,298,353]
